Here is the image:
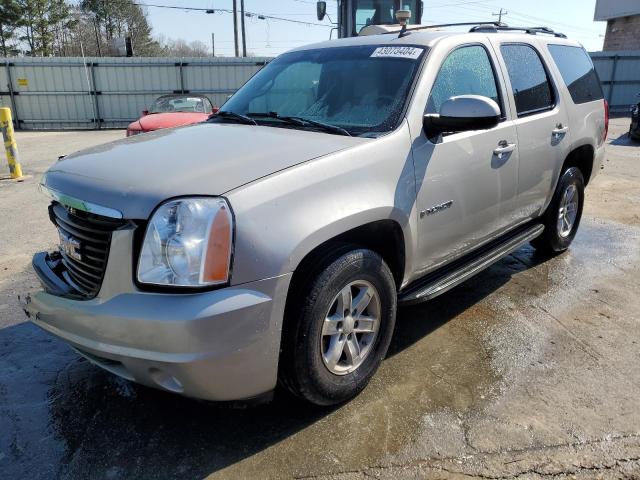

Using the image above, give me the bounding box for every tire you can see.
[279,246,397,406]
[531,166,585,254]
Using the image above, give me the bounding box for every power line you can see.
[445,2,602,36]
[504,9,602,34]
[427,0,495,8]
[291,0,337,4]
[134,2,333,28]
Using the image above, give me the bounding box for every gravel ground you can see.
[0,120,639,480]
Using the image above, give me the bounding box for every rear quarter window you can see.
[547,44,604,104]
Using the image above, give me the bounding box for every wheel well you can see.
[563,144,594,185]
[292,220,406,291]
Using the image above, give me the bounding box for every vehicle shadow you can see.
[389,243,548,357]
[0,245,550,480]
[609,131,637,146]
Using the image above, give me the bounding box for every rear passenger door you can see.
[493,41,572,219]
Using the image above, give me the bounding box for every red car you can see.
[126,94,218,137]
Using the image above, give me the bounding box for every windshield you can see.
[150,96,209,113]
[220,45,426,136]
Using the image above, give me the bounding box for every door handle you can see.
[552,123,569,135]
[493,140,516,157]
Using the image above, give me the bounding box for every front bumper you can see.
[22,251,292,401]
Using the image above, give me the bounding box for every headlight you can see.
[137,197,233,287]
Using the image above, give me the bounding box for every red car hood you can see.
[132,112,209,132]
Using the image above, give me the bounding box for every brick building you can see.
[594,0,640,51]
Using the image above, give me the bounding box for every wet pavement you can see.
[1,121,639,479]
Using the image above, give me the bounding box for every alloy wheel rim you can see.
[320,280,381,376]
[557,184,579,238]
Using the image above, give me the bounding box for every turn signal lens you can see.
[203,205,233,283]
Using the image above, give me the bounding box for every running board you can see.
[398,223,544,305]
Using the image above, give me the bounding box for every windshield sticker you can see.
[370,46,423,60]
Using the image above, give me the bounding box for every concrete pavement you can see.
[0,121,639,479]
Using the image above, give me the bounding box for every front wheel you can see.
[531,166,585,254]
[279,247,397,406]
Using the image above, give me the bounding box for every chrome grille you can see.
[49,202,125,298]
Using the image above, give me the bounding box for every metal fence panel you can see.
[2,53,637,127]
[590,51,640,114]
[182,60,267,107]
[1,57,270,130]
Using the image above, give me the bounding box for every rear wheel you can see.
[531,166,585,254]
[279,246,397,406]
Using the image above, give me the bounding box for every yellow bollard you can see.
[0,107,24,179]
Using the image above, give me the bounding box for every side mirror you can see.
[212,106,219,114]
[317,1,327,21]
[142,109,149,116]
[423,95,500,138]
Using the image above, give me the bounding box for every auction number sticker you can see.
[370,46,423,59]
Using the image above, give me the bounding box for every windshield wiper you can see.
[210,110,257,125]
[287,116,352,137]
[248,111,351,137]
[247,111,306,126]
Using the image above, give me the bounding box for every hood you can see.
[138,112,209,131]
[43,123,368,219]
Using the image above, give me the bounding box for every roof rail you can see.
[381,21,505,35]
[469,24,567,38]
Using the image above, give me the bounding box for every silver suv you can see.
[22,26,608,406]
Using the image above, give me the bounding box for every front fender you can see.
[226,122,418,285]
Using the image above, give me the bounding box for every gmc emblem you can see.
[58,230,82,261]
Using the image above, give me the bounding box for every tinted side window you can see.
[500,44,554,116]
[548,45,604,104]
[427,45,501,114]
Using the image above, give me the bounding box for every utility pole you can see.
[211,33,215,57]
[492,8,508,24]
[240,0,247,57]
[232,0,239,57]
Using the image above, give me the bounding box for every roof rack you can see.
[378,21,567,39]
[381,21,505,35]
[469,25,567,38]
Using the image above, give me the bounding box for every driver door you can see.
[411,43,520,274]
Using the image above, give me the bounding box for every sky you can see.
[141,0,607,57]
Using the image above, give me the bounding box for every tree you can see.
[18,0,73,56]
[124,2,159,55]
[59,7,102,57]
[81,0,159,56]
[0,0,23,56]
[156,36,211,57]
